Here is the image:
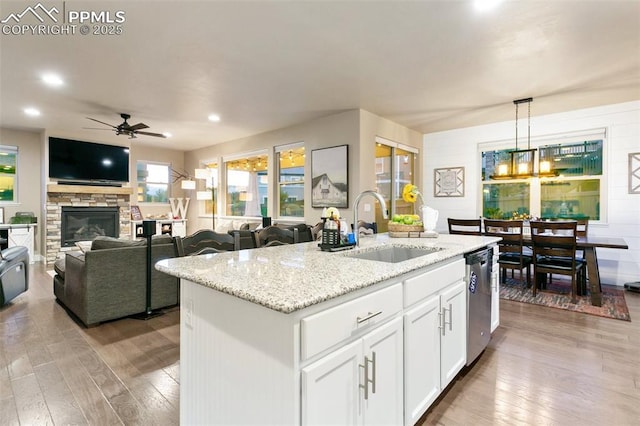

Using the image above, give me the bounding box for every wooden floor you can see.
[1,264,639,425]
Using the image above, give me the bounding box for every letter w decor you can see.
[169,197,190,219]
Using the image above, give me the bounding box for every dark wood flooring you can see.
[1,263,639,425]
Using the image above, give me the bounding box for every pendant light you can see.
[510,97,535,178]
[490,97,538,179]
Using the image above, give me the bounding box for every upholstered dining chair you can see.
[483,219,532,288]
[447,218,482,235]
[529,220,586,303]
[174,229,235,256]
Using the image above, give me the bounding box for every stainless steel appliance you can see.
[465,247,493,365]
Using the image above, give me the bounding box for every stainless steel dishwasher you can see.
[465,247,493,365]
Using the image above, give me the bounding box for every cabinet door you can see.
[491,267,500,333]
[8,227,34,263]
[362,317,403,426]
[440,280,467,388]
[403,294,441,426]
[302,340,362,426]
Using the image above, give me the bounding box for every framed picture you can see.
[130,205,143,221]
[434,167,465,197]
[311,144,349,208]
[629,152,640,194]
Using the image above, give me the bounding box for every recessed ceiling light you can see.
[474,0,502,11]
[24,107,41,117]
[208,114,221,122]
[41,73,64,87]
[162,132,172,138]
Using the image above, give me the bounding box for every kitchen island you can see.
[156,233,500,425]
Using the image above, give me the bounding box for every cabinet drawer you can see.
[301,283,402,360]
[404,258,465,307]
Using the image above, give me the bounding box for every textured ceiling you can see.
[1,0,639,150]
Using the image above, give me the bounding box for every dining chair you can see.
[229,229,258,250]
[354,220,377,235]
[529,220,586,303]
[253,225,296,248]
[447,218,482,235]
[544,217,589,288]
[483,219,532,288]
[174,229,235,256]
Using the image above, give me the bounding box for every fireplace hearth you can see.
[61,207,120,247]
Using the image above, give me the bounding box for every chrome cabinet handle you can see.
[441,304,453,334]
[369,351,377,395]
[359,360,369,400]
[438,310,444,335]
[359,352,376,400]
[357,310,382,324]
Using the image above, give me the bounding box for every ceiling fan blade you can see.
[135,131,167,138]
[127,122,149,131]
[86,117,116,128]
[82,127,115,131]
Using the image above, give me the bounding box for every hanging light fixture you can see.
[510,97,535,178]
[490,97,537,179]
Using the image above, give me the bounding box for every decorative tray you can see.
[388,230,439,238]
[318,243,356,252]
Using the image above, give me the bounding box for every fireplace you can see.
[61,207,120,247]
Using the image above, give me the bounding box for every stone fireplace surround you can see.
[46,184,133,265]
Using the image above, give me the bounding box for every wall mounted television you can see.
[49,137,129,185]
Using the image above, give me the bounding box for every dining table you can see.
[523,234,628,307]
[576,236,629,306]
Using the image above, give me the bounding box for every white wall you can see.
[423,100,640,286]
[184,109,422,233]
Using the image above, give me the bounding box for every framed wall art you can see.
[629,152,640,194]
[311,144,349,208]
[434,166,464,197]
[130,205,143,221]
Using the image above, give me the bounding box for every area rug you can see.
[500,276,631,321]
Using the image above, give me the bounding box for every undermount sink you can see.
[346,245,442,263]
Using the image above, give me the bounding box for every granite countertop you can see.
[156,233,500,314]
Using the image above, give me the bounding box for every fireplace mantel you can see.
[47,184,133,195]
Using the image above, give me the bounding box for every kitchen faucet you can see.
[353,190,388,246]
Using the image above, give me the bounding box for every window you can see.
[375,138,418,230]
[481,138,604,220]
[225,153,268,217]
[0,146,17,202]
[136,161,170,203]
[276,144,305,218]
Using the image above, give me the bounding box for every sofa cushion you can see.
[91,236,145,250]
[54,257,65,279]
[91,235,173,250]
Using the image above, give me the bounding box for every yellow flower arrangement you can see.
[402,184,422,204]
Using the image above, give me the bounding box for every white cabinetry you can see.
[179,253,479,425]
[132,219,187,238]
[2,225,36,264]
[491,246,500,333]
[403,259,466,426]
[302,317,403,426]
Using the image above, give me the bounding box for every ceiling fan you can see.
[86,113,166,138]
